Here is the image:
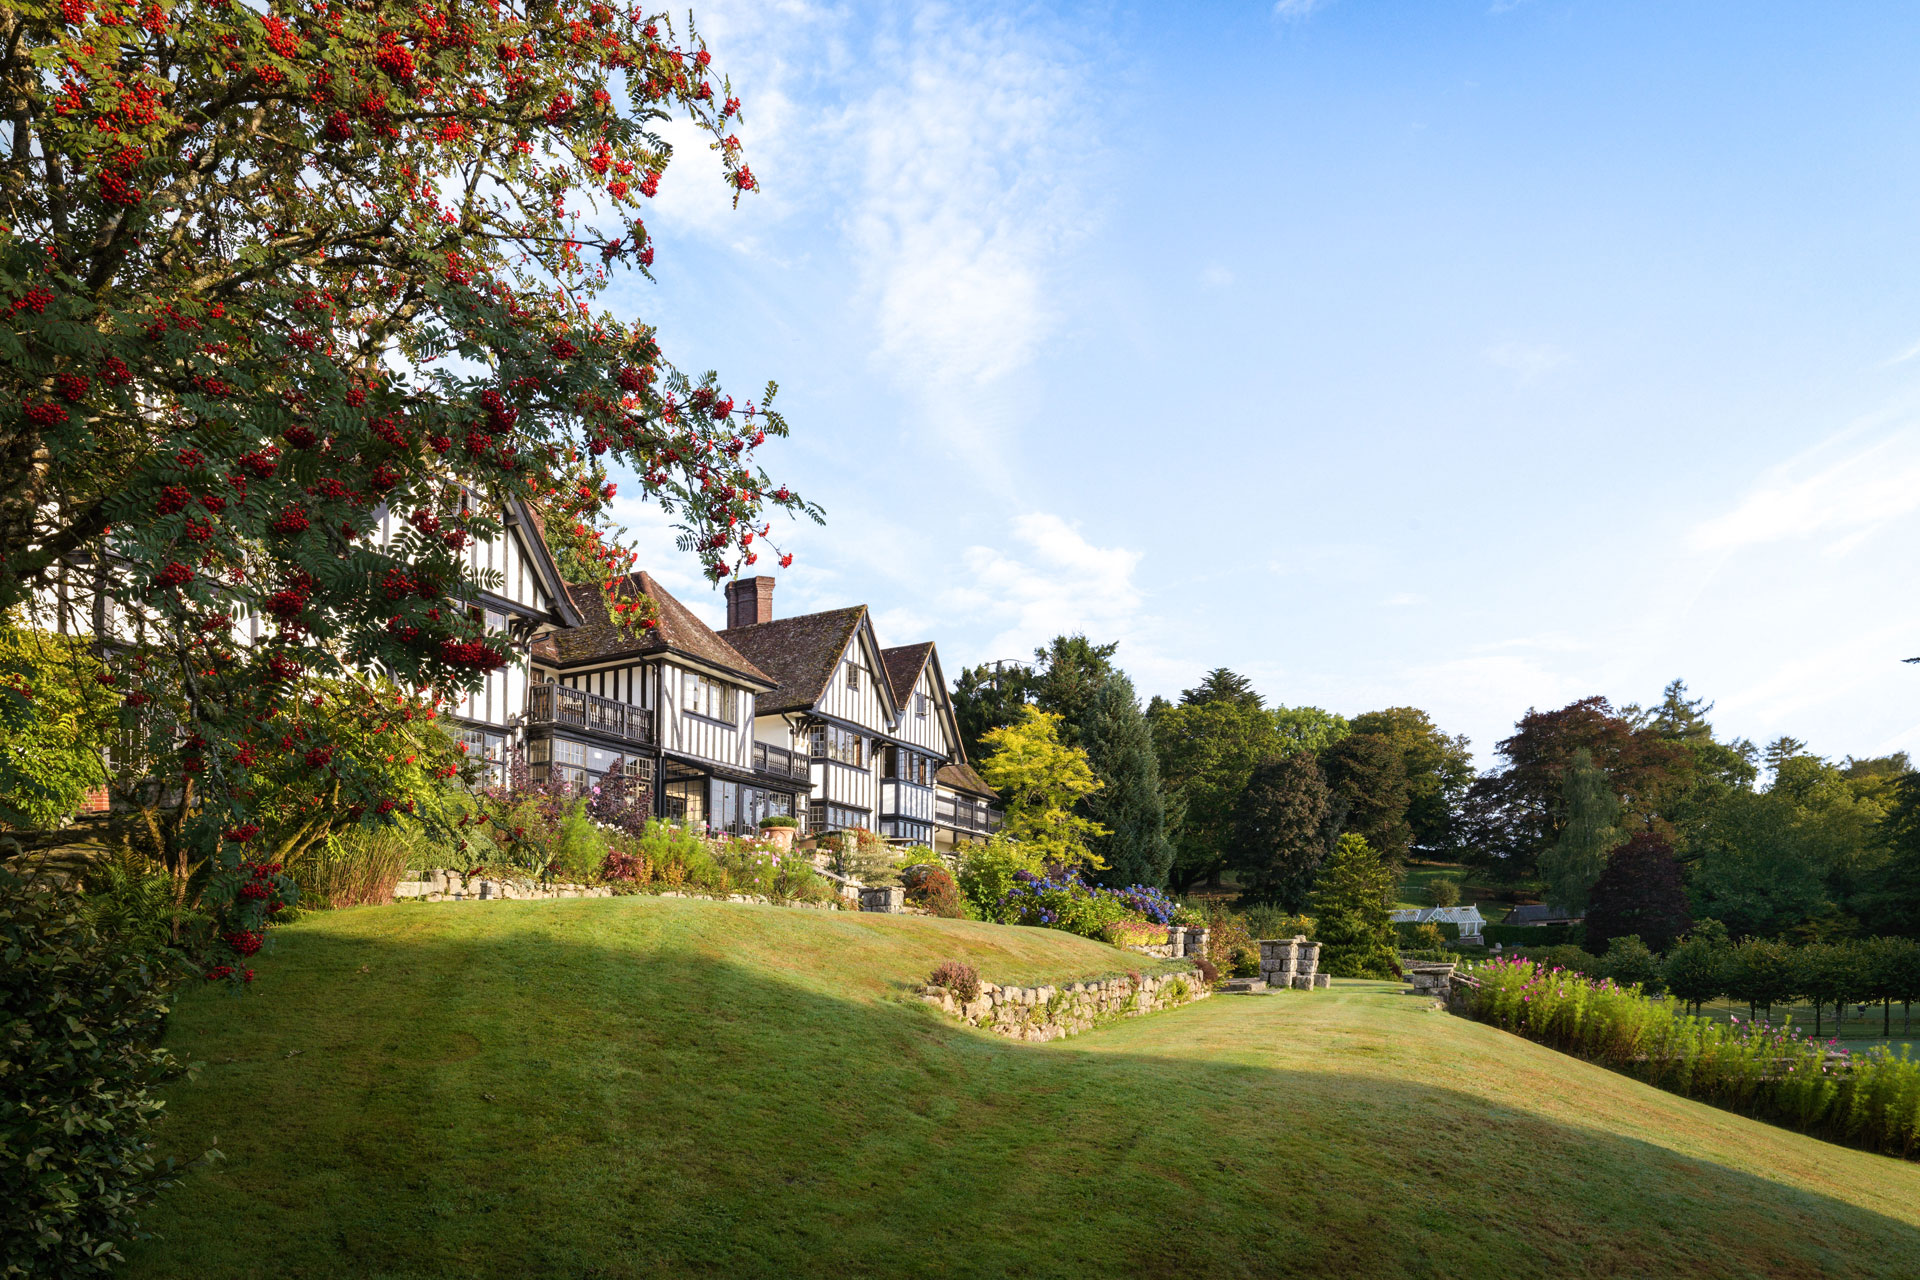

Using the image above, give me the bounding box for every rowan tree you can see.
[0,0,817,977]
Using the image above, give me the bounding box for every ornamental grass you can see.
[1466,956,1920,1159]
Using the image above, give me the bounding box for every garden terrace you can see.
[125,897,1920,1279]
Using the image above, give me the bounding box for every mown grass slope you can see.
[128,897,1920,1279]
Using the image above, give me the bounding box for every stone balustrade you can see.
[920,970,1209,1043]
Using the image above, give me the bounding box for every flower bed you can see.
[1462,956,1920,1159]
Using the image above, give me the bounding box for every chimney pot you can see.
[726,575,775,629]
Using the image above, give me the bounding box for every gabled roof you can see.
[722,605,872,715]
[880,642,935,708]
[536,571,774,689]
[937,760,997,800]
[505,498,583,629]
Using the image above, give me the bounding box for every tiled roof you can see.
[937,760,997,800]
[722,606,867,714]
[540,572,774,687]
[879,642,934,709]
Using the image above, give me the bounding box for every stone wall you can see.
[1254,936,1330,991]
[919,970,1210,1043]
[1125,924,1211,959]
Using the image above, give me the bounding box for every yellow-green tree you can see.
[0,623,115,831]
[978,706,1109,873]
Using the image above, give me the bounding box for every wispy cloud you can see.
[1200,264,1235,289]
[1886,336,1920,366]
[843,8,1099,389]
[1274,0,1329,19]
[1483,339,1569,382]
[1689,424,1920,554]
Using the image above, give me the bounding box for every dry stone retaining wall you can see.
[393,871,844,910]
[920,971,1209,1043]
[1125,925,1211,959]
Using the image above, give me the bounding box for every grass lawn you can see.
[1393,860,1504,912]
[125,896,1920,1279]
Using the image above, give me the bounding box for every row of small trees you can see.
[1537,933,1920,1039]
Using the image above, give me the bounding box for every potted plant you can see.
[759,814,799,851]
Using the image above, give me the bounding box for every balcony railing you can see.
[935,793,1003,834]
[526,683,655,745]
[752,740,810,783]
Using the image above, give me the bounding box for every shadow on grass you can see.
[126,918,1920,1280]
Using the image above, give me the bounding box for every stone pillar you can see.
[1168,926,1185,958]
[1298,940,1321,977]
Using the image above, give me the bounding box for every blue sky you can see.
[604,0,1920,766]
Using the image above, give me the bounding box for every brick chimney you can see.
[725,575,775,629]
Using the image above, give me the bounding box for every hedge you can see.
[1483,922,1585,948]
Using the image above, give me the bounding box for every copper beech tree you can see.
[0,0,819,977]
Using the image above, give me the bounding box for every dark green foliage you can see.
[1072,672,1174,890]
[1229,752,1329,911]
[1,871,210,1277]
[1597,936,1663,993]
[1151,698,1280,893]
[1585,832,1692,954]
[1726,938,1798,1017]
[1180,668,1263,711]
[1310,834,1401,980]
[1426,877,1460,907]
[954,637,1173,888]
[1319,732,1412,871]
[951,661,1034,766]
[1483,922,1586,948]
[1347,707,1474,857]
[1463,697,1691,882]
[1663,936,1728,1013]
[1537,748,1622,916]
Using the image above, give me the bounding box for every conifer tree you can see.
[1538,748,1622,915]
[1230,751,1329,910]
[1310,833,1400,979]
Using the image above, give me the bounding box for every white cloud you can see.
[1201,265,1235,289]
[1885,336,1920,365]
[1689,424,1920,554]
[842,7,1099,390]
[1482,339,1569,382]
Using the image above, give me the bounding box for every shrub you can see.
[1,870,212,1276]
[599,850,653,884]
[998,868,1138,938]
[1166,977,1191,1002]
[77,847,204,955]
[956,836,1045,921]
[819,828,900,887]
[1409,922,1447,950]
[1108,884,1182,924]
[1426,877,1461,907]
[1242,905,1314,941]
[1192,957,1220,986]
[286,826,411,908]
[901,863,963,919]
[1599,935,1663,993]
[759,815,799,829]
[1101,919,1170,949]
[1200,903,1255,974]
[1228,943,1260,977]
[929,960,981,1002]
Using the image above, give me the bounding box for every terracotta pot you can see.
[761,825,797,852]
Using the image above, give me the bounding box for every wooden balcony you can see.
[752,740,810,784]
[526,683,655,746]
[935,792,1003,835]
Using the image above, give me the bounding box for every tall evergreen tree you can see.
[1310,833,1401,979]
[951,660,1034,765]
[1537,748,1622,915]
[1319,731,1412,871]
[1181,668,1265,711]
[1230,752,1330,910]
[1076,675,1176,889]
[955,635,1173,887]
[1150,697,1281,892]
[1347,707,1474,856]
